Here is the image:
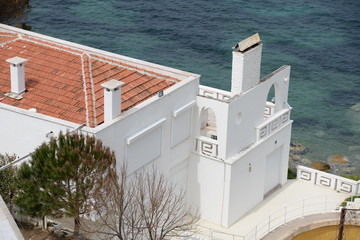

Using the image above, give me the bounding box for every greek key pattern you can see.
[338,181,353,193]
[264,103,275,118]
[257,109,290,141]
[297,166,359,195]
[299,169,312,181]
[196,138,218,158]
[319,176,332,187]
[198,87,231,102]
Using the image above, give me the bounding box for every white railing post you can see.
[302,199,305,216]
[324,195,327,213]
[254,225,257,240]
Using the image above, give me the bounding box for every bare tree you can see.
[86,163,144,240]
[90,164,198,240]
[136,166,199,240]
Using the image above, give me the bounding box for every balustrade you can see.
[256,107,291,141]
[198,85,232,102]
[195,136,219,158]
[297,166,360,195]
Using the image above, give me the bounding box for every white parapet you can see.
[297,165,360,195]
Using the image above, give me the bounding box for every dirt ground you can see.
[17,221,75,240]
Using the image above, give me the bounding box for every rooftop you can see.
[0,29,184,127]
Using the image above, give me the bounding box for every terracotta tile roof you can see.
[0,32,180,127]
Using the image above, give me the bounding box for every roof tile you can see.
[0,31,181,127]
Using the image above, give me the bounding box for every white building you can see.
[0,24,292,228]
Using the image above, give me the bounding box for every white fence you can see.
[198,85,232,102]
[297,166,360,195]
[255,107,291,141]
[192,195,346,240]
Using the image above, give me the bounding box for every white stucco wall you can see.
[187,154,228,224]
[225,65,290,159]
[92,78,199,177]
[190,65,292,227]
[225,123,292,226]
[0,104,79,158]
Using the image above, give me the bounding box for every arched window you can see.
[264,84,277,119]
[200,107,217,140]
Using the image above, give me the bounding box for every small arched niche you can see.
[200,107,217,140]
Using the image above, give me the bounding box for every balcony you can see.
[256,103,291,141]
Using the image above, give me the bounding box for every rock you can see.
[351,103,360,112]
[349,145,360,151]
[63,230,74,238]
[341,167,356,175]
[311,161,331,172]
[301,158,312,165]
[314,130,325,137]
[47,226,55,232]
[289,154,301,162]
[54,230,65,238]
[327,154,349,164]
[290,142,310,155]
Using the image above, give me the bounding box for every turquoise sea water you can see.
[5,0,360,173]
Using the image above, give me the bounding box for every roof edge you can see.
[0,24,198,81]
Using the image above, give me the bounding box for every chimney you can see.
[101,79,124,123]
[6,56,28,94]
[231,33,262,95]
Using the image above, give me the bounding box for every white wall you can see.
[225,66,290,159]
[0,104,79,158]
[264,146,282,195]
[225,123,292,226]
[93,78,199,178]
[187,155,227,224]
[195,97,229,160]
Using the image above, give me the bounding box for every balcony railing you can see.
[264,101,275,118]
[297,166,360,195]
[256,106,291,141]
[195,136,219,158]
[198,85,232,102]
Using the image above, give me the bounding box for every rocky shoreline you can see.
[289,142,358,176]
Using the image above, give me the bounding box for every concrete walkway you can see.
[195,180,350,239]
[261,212,360,240]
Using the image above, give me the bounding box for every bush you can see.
[287,168,297,179]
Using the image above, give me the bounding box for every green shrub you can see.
[340,175,360,181]
[287,168,297,179]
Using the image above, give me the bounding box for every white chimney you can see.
[231,33,262,95]
[101,79,124,123]
[6,56,28,95]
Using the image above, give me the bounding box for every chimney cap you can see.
[101,79,124,90]
[6,56,28,65]
[233,33,261,52]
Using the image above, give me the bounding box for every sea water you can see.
[15,0,360,174]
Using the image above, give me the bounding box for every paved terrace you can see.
[195,179,350,240]
[50,179,350,240]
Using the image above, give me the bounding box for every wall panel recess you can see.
[126,118,165,170]
[171,100,195,148]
